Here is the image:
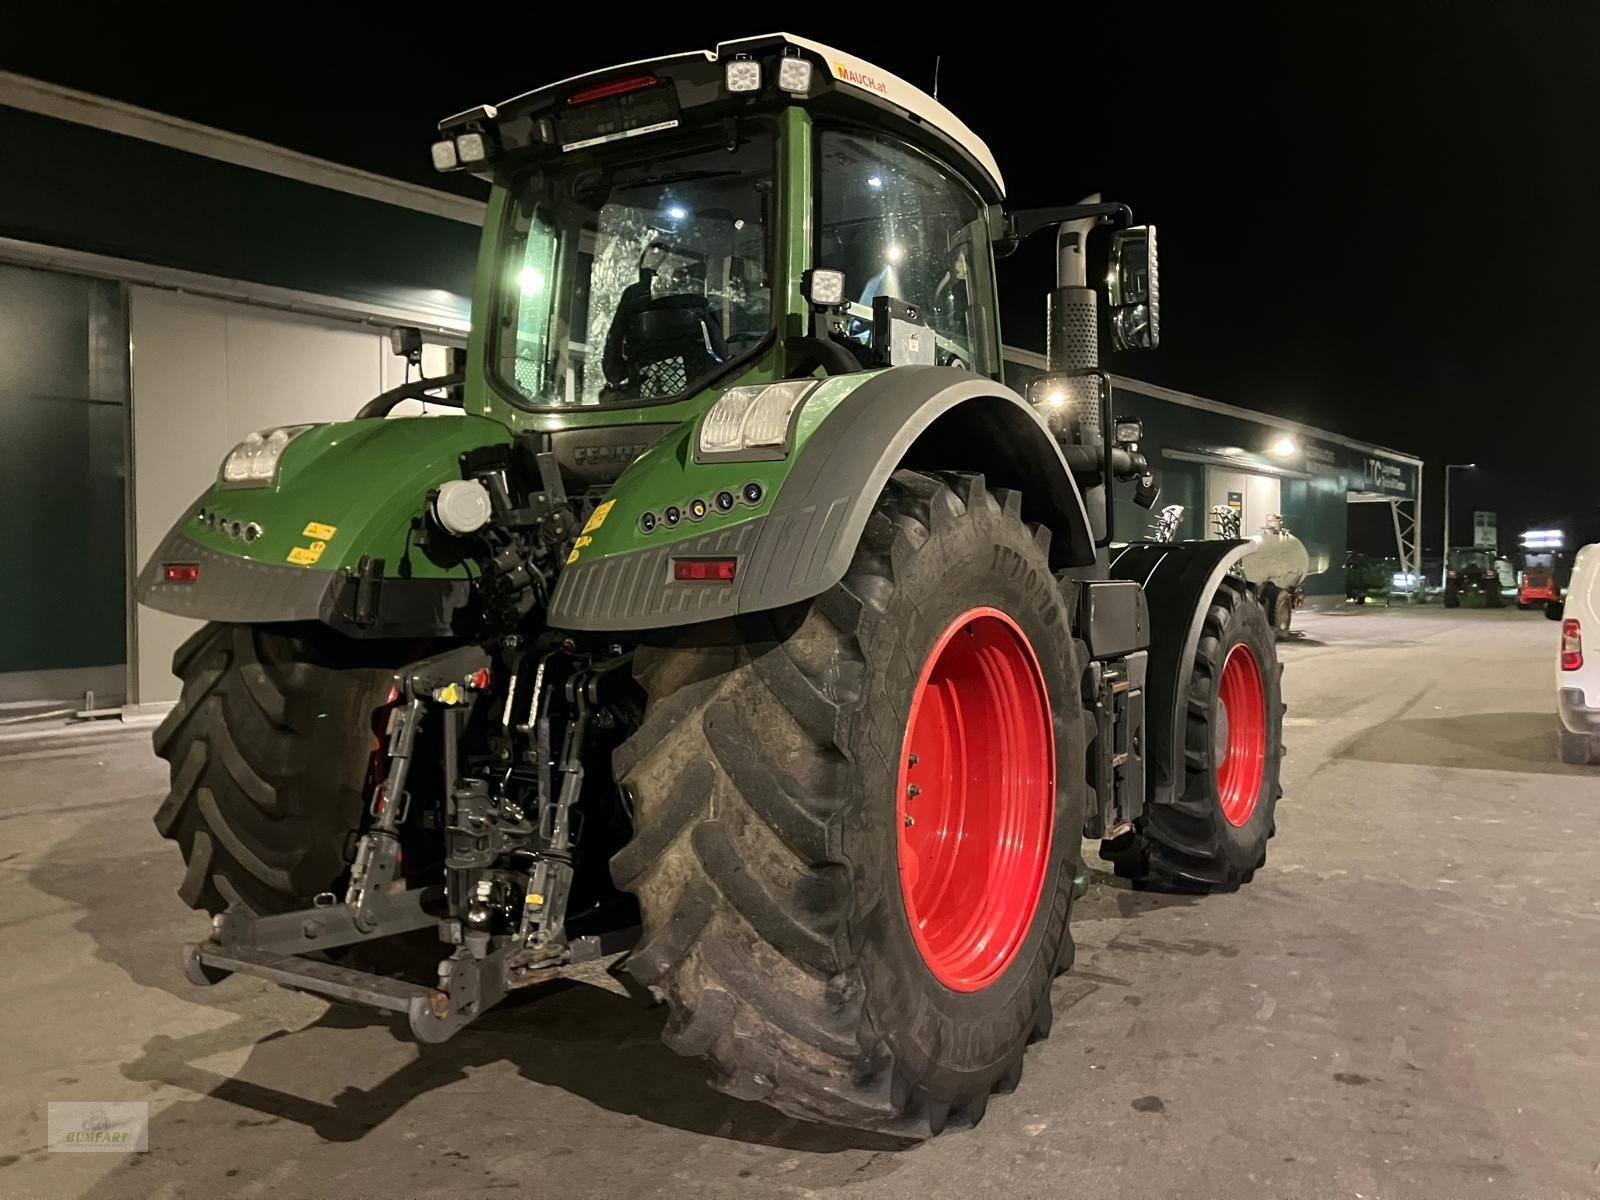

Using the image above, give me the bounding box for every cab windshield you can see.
[497,127,773,407]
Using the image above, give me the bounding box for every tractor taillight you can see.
[164,563,199,584]
[1561,619,1583,671]
[674,557,737,583]
[567,74,658,105]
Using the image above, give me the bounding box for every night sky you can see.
[8,7,1596,555]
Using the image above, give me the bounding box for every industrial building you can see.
[0,71,479,711]
[1006,351,1425,608]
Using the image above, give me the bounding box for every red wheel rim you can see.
[1216,643,1267,827]
[896,608,1055,993]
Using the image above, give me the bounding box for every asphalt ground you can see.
[3,604,1595,1199]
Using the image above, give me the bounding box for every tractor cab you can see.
[433,33,1008,445]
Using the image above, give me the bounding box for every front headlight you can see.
[697,380,819,459]
[220,425,314,486]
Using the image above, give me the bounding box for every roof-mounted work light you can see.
[432,105,500,171]
[777,52,814,94]
[725,54,761,93]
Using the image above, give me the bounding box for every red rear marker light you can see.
[163,563,199,584]
[674,557,737,582]
[567,74,659,105]
[469,667,491,690]
[1561,619,1583,671]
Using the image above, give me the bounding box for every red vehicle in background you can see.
[1520,551,1562,609]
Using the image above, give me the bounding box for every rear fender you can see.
[547,366,1095,630]
[1110,540,1256,805]
[137,415,512,637]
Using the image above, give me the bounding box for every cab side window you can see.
[816,128,999,377]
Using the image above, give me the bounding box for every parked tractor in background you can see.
[137,35,1285,1136]
[1444,547,1507,608]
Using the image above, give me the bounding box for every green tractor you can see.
[1443,547,1506,608]
[139,34,1284,1136]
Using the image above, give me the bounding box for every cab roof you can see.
[479,33,1006,199]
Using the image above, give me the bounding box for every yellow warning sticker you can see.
[302,521,337,540]
[564,534,594,567]
[581,500,615,534]
[287,540,327,566]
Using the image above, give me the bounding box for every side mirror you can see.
[1108,226,1160,351]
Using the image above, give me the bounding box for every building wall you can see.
[1003,356,1420,602]
[128,288,443,706]
[0,79,482,707]
[1106,388,1352,598]
[0,103,478,330]
[0,263,128,700]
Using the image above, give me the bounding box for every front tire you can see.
[1102,577,1284,890]
[612,471,1087,1135]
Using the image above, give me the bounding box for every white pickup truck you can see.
[1557,542,1599,765]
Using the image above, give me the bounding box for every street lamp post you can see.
[1441,462,1476,588]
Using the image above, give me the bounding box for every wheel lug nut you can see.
[908,753,919,767]
[904,815,915,827]
[906,784,921,798]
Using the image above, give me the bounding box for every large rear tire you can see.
[1102,577,1284,890]
[152,623,415,916]
[612,471,1087,1135]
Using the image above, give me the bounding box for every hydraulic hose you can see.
[356,372,467,419]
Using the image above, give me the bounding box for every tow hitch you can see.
[182,644,638,1040]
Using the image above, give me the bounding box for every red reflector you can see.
[674,557,737,582]
[163,563,199,584]
[567,74,659,105]
[1562,619,1583,671]
[469,667,491,690]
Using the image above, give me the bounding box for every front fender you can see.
[547,366,1095,631]
[1109,539,1255,804]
